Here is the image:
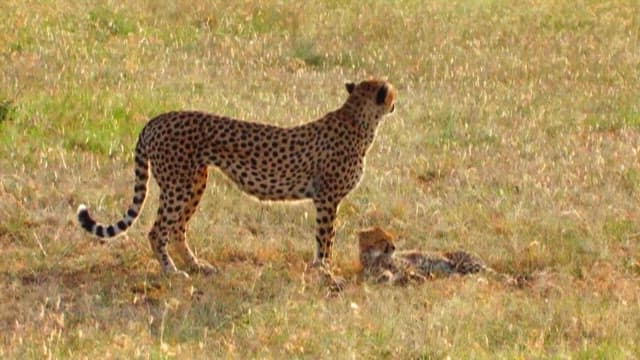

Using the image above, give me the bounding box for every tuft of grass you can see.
[620,167,640,194]
[586,109,640,132]
[88,6,136,38]
[0,100,13,124]
[292,40,324,67]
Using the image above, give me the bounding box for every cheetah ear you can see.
[345,82,356,94]
[375,84,388,105]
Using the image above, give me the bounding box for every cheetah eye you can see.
[385,243,395,253]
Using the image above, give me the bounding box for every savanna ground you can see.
[1,0,640,358]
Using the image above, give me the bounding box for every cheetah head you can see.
[345,79,396,117]
[358,226,396,266]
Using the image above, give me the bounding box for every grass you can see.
[1,0,640,358]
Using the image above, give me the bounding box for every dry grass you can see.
[1,0,640,358]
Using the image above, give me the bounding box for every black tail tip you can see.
[77,204,96,232]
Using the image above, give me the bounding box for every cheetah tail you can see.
[76,136,149,239]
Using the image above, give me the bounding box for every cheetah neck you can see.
[335,106,382,154]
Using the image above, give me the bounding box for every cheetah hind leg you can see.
[148,216,190,279]
[171,219,217,275]
[171,167,216,276]
[171,224,217,275]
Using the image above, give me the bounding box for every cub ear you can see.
[375,85,388,105]
[345,82,356,94]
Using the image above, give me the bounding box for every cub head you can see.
[345,79,396,116]
[357,226,396,267]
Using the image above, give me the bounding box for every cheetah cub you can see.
[357,227,484,285]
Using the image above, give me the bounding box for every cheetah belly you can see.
[218,163,316,201]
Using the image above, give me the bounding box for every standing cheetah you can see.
[77,79,396,277]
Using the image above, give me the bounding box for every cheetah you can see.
[357,227,484,285]
[77,79,396,278]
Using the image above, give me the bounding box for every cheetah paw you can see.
[162,267,189,279]
[165,269,191,279]
[326,274,347,293]
[309,258,332,269]
[190,261,218,276]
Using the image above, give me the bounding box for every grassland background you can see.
[1,0,639,358]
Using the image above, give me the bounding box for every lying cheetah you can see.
[77,79,396,277]
[357,227,484,285]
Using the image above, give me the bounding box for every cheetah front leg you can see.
[312,198,338,267]
[312,198,346,291]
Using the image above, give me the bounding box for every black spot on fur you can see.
[135,169,149,180]
[106,226,116,237]
[127,209,138,218]
[117,220,128,230]
[96,226,104,237]
[78,208,96,232]
[135,156,147,168]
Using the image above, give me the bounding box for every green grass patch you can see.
[88,6,136,38]
[0,100,13,124]
[291,40,324,67]
[586,109,640,131]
